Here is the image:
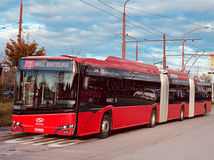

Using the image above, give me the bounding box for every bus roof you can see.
[73,56,160,76]
[193,76,200,82]
[21,56,160,75]
[168,69,189,80]
[21,56,72,61]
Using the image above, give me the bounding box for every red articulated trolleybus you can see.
[12,56,212,138]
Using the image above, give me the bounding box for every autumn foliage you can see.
[5,39,46,68]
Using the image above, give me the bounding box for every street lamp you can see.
[122,0,130,59]
[182,26,209,72]
[126,34,138,61]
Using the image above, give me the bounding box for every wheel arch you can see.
[99,108,113,131]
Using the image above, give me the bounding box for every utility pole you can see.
[163,34,166,70]
[122,0,130,59]
[18,0,23,46]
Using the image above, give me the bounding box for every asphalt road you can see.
[1,108,214,160]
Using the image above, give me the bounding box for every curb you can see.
[0,127,11,131]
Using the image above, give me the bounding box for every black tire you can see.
[98,114,111,139]
[180,107,184,121]
[203,106,207,116]
[149,109,156,128]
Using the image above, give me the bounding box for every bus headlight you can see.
[56,124,74,134]
[60,125,74,129]
[12,121,25,132]
[12,120,21,126]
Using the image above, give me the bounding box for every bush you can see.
[0,98,13,127]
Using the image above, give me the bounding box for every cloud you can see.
[0,0,213,76]
[131,0,214,13]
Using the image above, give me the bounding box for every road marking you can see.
[4,138,22,144]
[4,135,85,148]
[20,137,57,144]
[32,138,68,146]
[48,141,78,148]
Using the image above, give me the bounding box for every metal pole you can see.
[163,34,166,70]
[136,41,138,61]
[182,37,185,72]
[122,0,130,59]
[18,0,23,46]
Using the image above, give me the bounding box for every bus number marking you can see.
[34,128,44,132]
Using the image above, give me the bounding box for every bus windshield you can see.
[15,70,76,111]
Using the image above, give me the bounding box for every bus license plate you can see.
[34,128,44,133]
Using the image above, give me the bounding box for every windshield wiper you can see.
[37,104,72,112]
[52,105,68,112]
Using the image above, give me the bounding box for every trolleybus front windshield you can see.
[14,60,77,113]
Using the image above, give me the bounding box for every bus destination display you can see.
[19,59,73,70]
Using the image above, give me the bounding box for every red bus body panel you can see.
[77,112,100,136]
[194,101,211,116]
[12,113,76,136]
[168,104,182,120]
[76,105,160,136]
[112,105,158,129]
[167,103,189,120]
[207,101,212,112]
[77,106,113,136]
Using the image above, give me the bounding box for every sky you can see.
[0,0,214,76]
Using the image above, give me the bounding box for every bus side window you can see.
[83,77,89,90]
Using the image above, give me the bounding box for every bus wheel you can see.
[149,109,156,128]
[203,106,207,116]
[180,107,184,121]
[98,114,111,139]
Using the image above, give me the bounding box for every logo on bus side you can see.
[36,118,44,123]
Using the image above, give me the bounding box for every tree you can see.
[200,74,212,83]
[5,39,46,68]
[0,64,2,77]
[0,52,5,77]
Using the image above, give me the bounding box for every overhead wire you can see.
[80,0,162,38]
[22,30,65,53]
[97,0,208,54]
[97,0,164,35]
[104,0,204,28]
[0,22,19,29]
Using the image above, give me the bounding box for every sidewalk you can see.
[0,127,11,131]
[0,127,22,139]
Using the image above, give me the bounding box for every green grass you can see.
[0,98,13,127]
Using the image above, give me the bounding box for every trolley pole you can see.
[126,34,138,61]
[182,26,209,72]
